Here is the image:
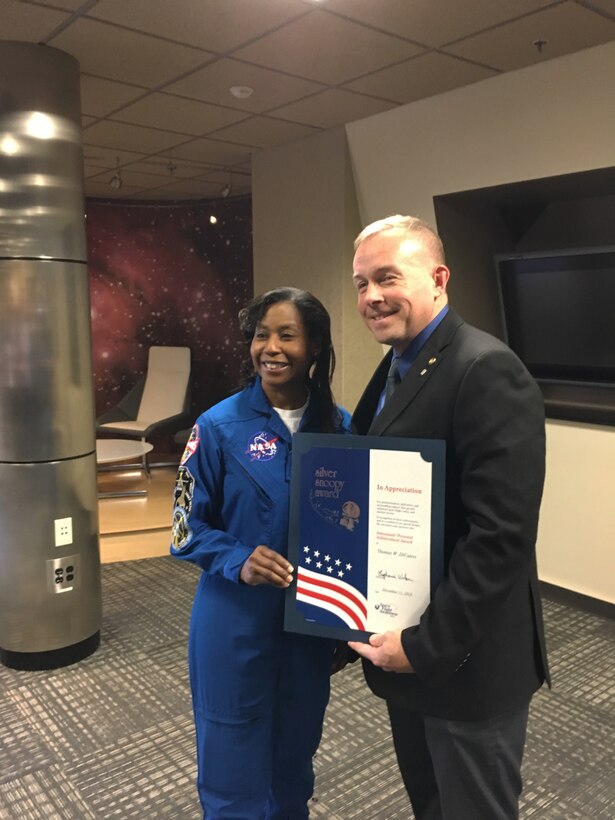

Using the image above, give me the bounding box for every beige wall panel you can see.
[539,421,614,603]
[344,41,615,602]
[252,127,382,412]
[346,42,615,231]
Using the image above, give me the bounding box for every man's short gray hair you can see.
[354,215,446,265]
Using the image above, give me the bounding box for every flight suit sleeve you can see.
[169,416,252,582]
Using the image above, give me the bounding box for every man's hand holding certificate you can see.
[349,630,415,673]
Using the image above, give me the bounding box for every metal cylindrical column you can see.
[0,42,101,669]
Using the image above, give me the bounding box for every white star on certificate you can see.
[335,559,341,566]
[314,550,320,558]
[305,557,311,564]
[346,563,352,571]
[338,570,344,578]
[324,555,331,562]
[326,566,333,574]
[303,546,310,553]
[316,561,322,569]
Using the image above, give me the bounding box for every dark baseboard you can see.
[1,631,100,671]
[540,581,614,620]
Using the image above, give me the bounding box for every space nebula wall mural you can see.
[86,197,253,444]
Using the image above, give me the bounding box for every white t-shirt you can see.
[274,397,309,435]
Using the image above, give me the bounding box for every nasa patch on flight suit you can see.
[181,425,200,465]
[172,465,195,550]
[246,431,279,463]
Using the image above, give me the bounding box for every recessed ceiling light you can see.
[229,85,254,100]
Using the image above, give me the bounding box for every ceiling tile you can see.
[85,181,144,198]
[345,52,497,105]
[49,17,213,86]
[89,0,310,52]
[446,2,615,71]
[171,138,254,166]
[165,58,325,114]
[194,166,252,197]
[233,160,252,173]
[80,74,146,118]
[132,177,225,198]
[322,0,556,47]
[127,189,180,200]
[82,146,151,170]
[232,10,423,84]
[86,167,179,189]
[14,0,613,203]
[111,92,248,136]
[121,158,221,179]
[271,88,396,128]
[82,120,191,154]
[210,116,318,147]
[84,164,110,179]
[196,169,237,185]
[27,0,90,10]
[582,0,615,15]
[129,187,222,200]
[83,160,116,179]
[0,0,70,40]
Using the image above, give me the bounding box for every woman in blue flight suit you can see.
[171,288,351,819]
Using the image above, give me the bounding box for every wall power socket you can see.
[54,517,73,547]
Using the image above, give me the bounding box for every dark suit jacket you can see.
[353,309,550,720]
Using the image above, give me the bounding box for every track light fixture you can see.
[220,170,233,198]
[109,156,122,189]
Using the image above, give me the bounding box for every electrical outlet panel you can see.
[54,516,73,547]
[47,555,80,594]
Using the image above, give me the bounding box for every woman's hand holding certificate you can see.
[240,545,294,588]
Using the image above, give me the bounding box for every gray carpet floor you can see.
[0,557,613,819]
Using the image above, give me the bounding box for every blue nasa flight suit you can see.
[170,378,351,819]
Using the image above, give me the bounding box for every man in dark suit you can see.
[348,216,549,819]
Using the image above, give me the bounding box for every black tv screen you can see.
[495,247,615,386]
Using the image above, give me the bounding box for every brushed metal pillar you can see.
[0,42,101,669]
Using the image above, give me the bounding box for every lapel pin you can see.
[429,357,437,365]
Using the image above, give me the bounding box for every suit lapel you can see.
[354,309,464,436]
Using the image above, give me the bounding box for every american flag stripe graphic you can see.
[297,566,368,631]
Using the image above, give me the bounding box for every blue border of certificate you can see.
[284,433,445,642]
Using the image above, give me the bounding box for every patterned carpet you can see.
[0,557,613,819]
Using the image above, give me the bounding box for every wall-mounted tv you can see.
[495,247,615,426]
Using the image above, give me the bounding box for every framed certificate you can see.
[284,433,445,642]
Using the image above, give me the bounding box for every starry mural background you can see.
[86,197,253,444]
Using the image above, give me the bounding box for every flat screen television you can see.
[494,246,615,425]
